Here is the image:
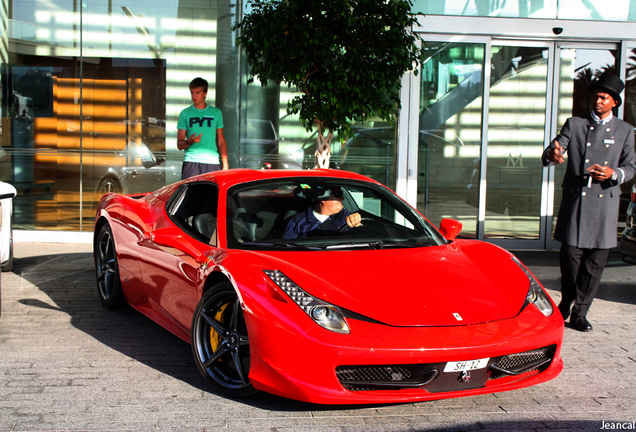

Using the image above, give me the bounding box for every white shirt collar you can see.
[313,210,330,223]
[591,111,613,125]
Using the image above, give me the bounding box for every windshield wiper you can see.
[326,242,376,250]
[241,241,324,251]
[377,241,429,248]
[326,241,428,250]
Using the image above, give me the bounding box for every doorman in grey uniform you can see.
[542,72,636,332]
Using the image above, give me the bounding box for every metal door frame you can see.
[399,35,557,249]
[400,35,627,250]
[485,38,555,250]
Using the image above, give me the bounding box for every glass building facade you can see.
[2,0,636,249]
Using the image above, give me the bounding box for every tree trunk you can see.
[314,128,333,169]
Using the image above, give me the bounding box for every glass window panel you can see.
[417,42,485,239]
[485,46,549,239]
[3,0,81,230]
[411,0,636,21]
[1,0,244,230]
[3,0,345,232]
[1,0,330,232]
[10,0,78,50]
[411,0,557,19]
[625,48,636,129]
[557,0,636,21]
[333,121,397,191]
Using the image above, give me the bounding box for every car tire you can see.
[191,282,256,398]
[94,223,126,310]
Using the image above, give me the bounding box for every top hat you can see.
[588,72,624,107]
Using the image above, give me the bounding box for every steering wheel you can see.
[338,217,373,233]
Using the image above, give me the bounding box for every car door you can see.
[137,182,220,336]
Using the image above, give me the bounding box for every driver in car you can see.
[283,186,362,239]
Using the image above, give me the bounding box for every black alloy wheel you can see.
[191,282,256,398]
[95,223,126,309]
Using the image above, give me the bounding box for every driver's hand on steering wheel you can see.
[346,213,362,228]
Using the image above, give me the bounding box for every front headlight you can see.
[263,270,350,334]
[512,257,554,317]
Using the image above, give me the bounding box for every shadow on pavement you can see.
[12,251,209,394]
[9,249,636,422]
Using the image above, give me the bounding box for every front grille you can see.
[489,345,556,380]
[337,365,412,383]
[335,365,438,392]
[336,345,557,393]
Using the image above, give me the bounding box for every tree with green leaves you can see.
[234,0,423,168]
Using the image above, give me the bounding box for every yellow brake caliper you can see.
[209,302,230,358]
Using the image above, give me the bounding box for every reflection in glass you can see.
[238,118,308,171]
[335,122,397,191]
[484,46,548,239]
[417,42,485,238]
[411,0,556,18]
[2,0,230,230]
[411,0,636,21]
[623,49,636,130]
[557,0,636,21]
[1,0,333,231]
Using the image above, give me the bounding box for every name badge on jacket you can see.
[604,139,615,144]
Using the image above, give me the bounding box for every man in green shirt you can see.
[177,77,229,179]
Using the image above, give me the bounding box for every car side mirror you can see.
[439,218,462,240]
[150,227,206,261]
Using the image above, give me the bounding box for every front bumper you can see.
[246,303,564,404]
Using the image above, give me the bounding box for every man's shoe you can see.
[558,300,574,320]
[571,315,593,332]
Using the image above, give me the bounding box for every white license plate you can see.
[443,358,490,373]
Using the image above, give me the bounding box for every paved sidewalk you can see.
[0,243,635,432]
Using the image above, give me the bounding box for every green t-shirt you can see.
[177,104,224,164]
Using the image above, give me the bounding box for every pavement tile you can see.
[227,416,366,428]
[1,245,636,431]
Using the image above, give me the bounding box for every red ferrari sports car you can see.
[93,169,563,404]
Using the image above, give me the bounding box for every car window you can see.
[226,179,445,250]
[167,182,219,245]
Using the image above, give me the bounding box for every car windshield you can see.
[226,178,446,250]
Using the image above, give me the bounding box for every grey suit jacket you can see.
[542,113,636,249]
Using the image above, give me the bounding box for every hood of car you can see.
[254,240,530,327]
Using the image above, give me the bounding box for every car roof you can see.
[150,169,383,202]
[186,169,379,188]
